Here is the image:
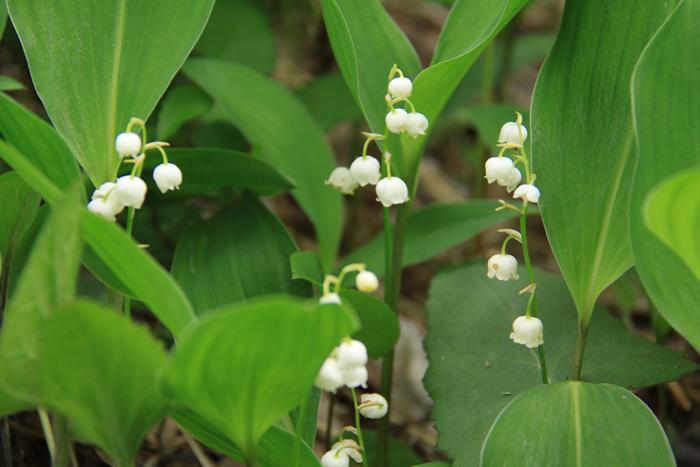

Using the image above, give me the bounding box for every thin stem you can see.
[383,207,392,288]
[326,394,335,451]
[2,417,12,467]
[351,389,366,465]
[520,205,548,384]
[38,409,55,459]
[123,206,136,318]
[51,414,70,467]
[292,393,310,467]
[572,321,590,381]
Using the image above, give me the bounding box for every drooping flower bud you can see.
[385,108,410,133]
[356,271,379,293]
[349,156,381,186]
[513,184,540,204]
[510,315,544,348]
[498,122,528,147]
[484,157,514,184]
[320,293,342,305]
[153,163,183,193]
[325,167,359,195]
[87,198,120,222]
[358,393,388,419]
[115,175,148,209]
[115,132,142,157]
[376,177,409,207]
[500,167,522,193]
[91,182,125,213]
[321,449,350,467]
[388,77,412,99]
[337,340,368,368]
[487,254,520,281]
[314,357,344,393]
[406,112,429,138]
[342,365,368,389]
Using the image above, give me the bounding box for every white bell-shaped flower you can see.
[87,198,120,222]
[337,340,368,368]
[342,365,368,389]
[487,254,519,281]
[385,108,409,133]
[314,357,344,393]
[349,156,381,186]
[153,163,182,193]
[510,315,544,348]
[332,441,363,463]
[356,270,379,293]
[498,121,528,147]
[115,132,142,157]
[91,182,125,213]
[320,293,342,305]
[91,182,116,200]
[376,176,409,207]
[388,76,412,99]
[115,175,148,209]
[321,449,350,467]
[484,157,514,184]
[406,112,429,138]
[325,167,359,195]
[358,393,388,419]
[499,167,522,193]
[513,184,540,204]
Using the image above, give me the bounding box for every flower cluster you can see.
[315,339,369,391]
[87,118,182,222]
[484,115,544,349]
[321,440,363,467]
[326,65,427,208]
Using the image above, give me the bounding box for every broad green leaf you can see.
[531,0,678,323]
[339,289,400,359]
[0,92,80,193]
[156,85,213,140]
[0,76,24,91]
[7,0,215,185]
[158,295,355,461]
[80,211,195,336]
[182,58,342,271]
[481,382,674,466]
[644,166,700,284]
[193,0,276,75]
[296,72,363,132]
[291,251,325,288]
[631,0,700,350]
[174,409,321,467]
[0,183,82,404]
[0,171,41,269]
[171,195,311,314]
[424,262,695,467]
[37,300,169,467]
[0,141,61,205]
[0,2,6,39]
[342,201,522,277]
[321,0,421,135]
[137,148,295,198]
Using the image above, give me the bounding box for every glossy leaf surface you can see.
[156,85,213,140]
[339,290,400,359]
[0,171,40,270]
[531,0,678,322]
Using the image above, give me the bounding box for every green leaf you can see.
[0,141,61,205]
[424,262,695,466]
[80,211,195,336]
[296,72,363,132]
[0,76,25,91]
[321,0,421,135]
[138,148,295,198]
[7,0,215,185]
[643,165,700,284]
[156,85,213,140]
[0,171,41,271]
[174,409,321,467]
[0,92,80,193]
[0,183,82,405]
[631,0,700,350]
[182,58,342,271]
[339,289,400,359]
[466,105,529,148]
[342,201,523,277]
[171,195,311,314]
[0,2,7,40]
[158,295,356,461]
[481,382,674,466]
[37,300,169,467]
[531,0,678,323]
[193,0,277,75]
[361,430,422,467]
[291,251,325,288]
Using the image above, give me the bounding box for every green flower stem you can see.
[52,413,71,467]
[351,388,366,465]
[123,206,136,319]
[326,394,335,451]
[292,392,310,467]
[520,204,548,384]
[572,320,590,381]
[383,207,392,289]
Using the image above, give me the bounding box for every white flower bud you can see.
[376,177,409,207]
[315,357,344,393]
[342,365,368,389]
[406,112,429,138]
[91,182,115,200]
[510,315,544,348]
[321,449,350,467]
[499,167,522,193]
[337,340,368,368]
[487,254,519,281]
[349,156,381,186]
[91,182,125,213]
[358,393,388,419]
[325,167,359,195]
[153,163,182,193]
[498,121,528,147]
[87,198,120,222]
[513,184,540,204]
[115,132,142,156]
[388,77,412,99]
[320,293,342,305]
[332,441,363,463]
[115,175,148,209]
[484,157,514,184]
[356,271,378,293]
[385,108,409,133]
